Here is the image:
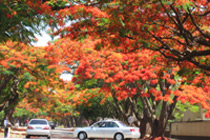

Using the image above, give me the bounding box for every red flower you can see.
[69,86,75,90]
[150,79,158,85]
[6,14,12,18]
[141,93,150,97]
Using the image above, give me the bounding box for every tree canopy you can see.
[1,0,210,138]
[0,0,52,43]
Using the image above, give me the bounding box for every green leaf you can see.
[189,105,199,113]
[119,18,125,27]
[75,84,81,88]
[162,0,172,5]
[3,70,14,75]
[85,79,97,88]
[97,18,109,27]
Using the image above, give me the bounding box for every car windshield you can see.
[30,120,47,125]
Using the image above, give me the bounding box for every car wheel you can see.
[114,133,124,140]
[26,135,30,139]
[47,136,51,139]
[89,138,94,140]
[78,132,87,140]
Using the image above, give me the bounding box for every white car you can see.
[74,119,141,140]
[26,119,51,139]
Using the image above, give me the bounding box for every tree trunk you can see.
[70,116,74,127]
[151,119,166,137]
[140,119,147,138]
[151,101,168,137]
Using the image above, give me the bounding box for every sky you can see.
[32,30,52,47]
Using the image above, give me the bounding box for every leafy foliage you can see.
[43,0,210,137]
[2,0,210,138]
[0,0,52,43]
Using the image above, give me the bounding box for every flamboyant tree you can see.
[0,40,68,122]
[0,0,57,121]
[0,0,52,43]
[19,0,209,138]
[41,0,210,137]
[0,0,82,125]
[2,0,210,138]
[49,0,210,71]
[44,35,210,137]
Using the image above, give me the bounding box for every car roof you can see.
[30,118,48,120]
[98,119,120,122]
[29,119,48,121]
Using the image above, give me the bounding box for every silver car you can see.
[74,119,141,140]
[26,119,51,139]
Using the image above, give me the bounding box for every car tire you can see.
[47,136,51,139]
[26,135,30,139]
[78,132,87,140]
[89,138,94,140]
[114,133,124,140]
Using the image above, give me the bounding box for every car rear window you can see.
[30,120,47,125]
[118,121,128,127]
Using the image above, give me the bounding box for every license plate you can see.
[35,127,42,129]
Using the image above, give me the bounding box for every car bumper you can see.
[73,131,79,138]
[124,132,141,139]
[26,130,51,136]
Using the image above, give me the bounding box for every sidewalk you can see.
[0,127,179,140]
[0,127,26,138]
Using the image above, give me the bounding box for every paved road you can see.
[51,128,74,138]
[0,128,75,140]
[0,138,76,140]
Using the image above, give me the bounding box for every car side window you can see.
[112,122,119,127]
[100,122,106,127]
[105,122,112,127]
[105,122,119,128]
[92,122,104,128]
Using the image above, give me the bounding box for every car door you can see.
[100,122,119,139]
[87,121,105,138]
